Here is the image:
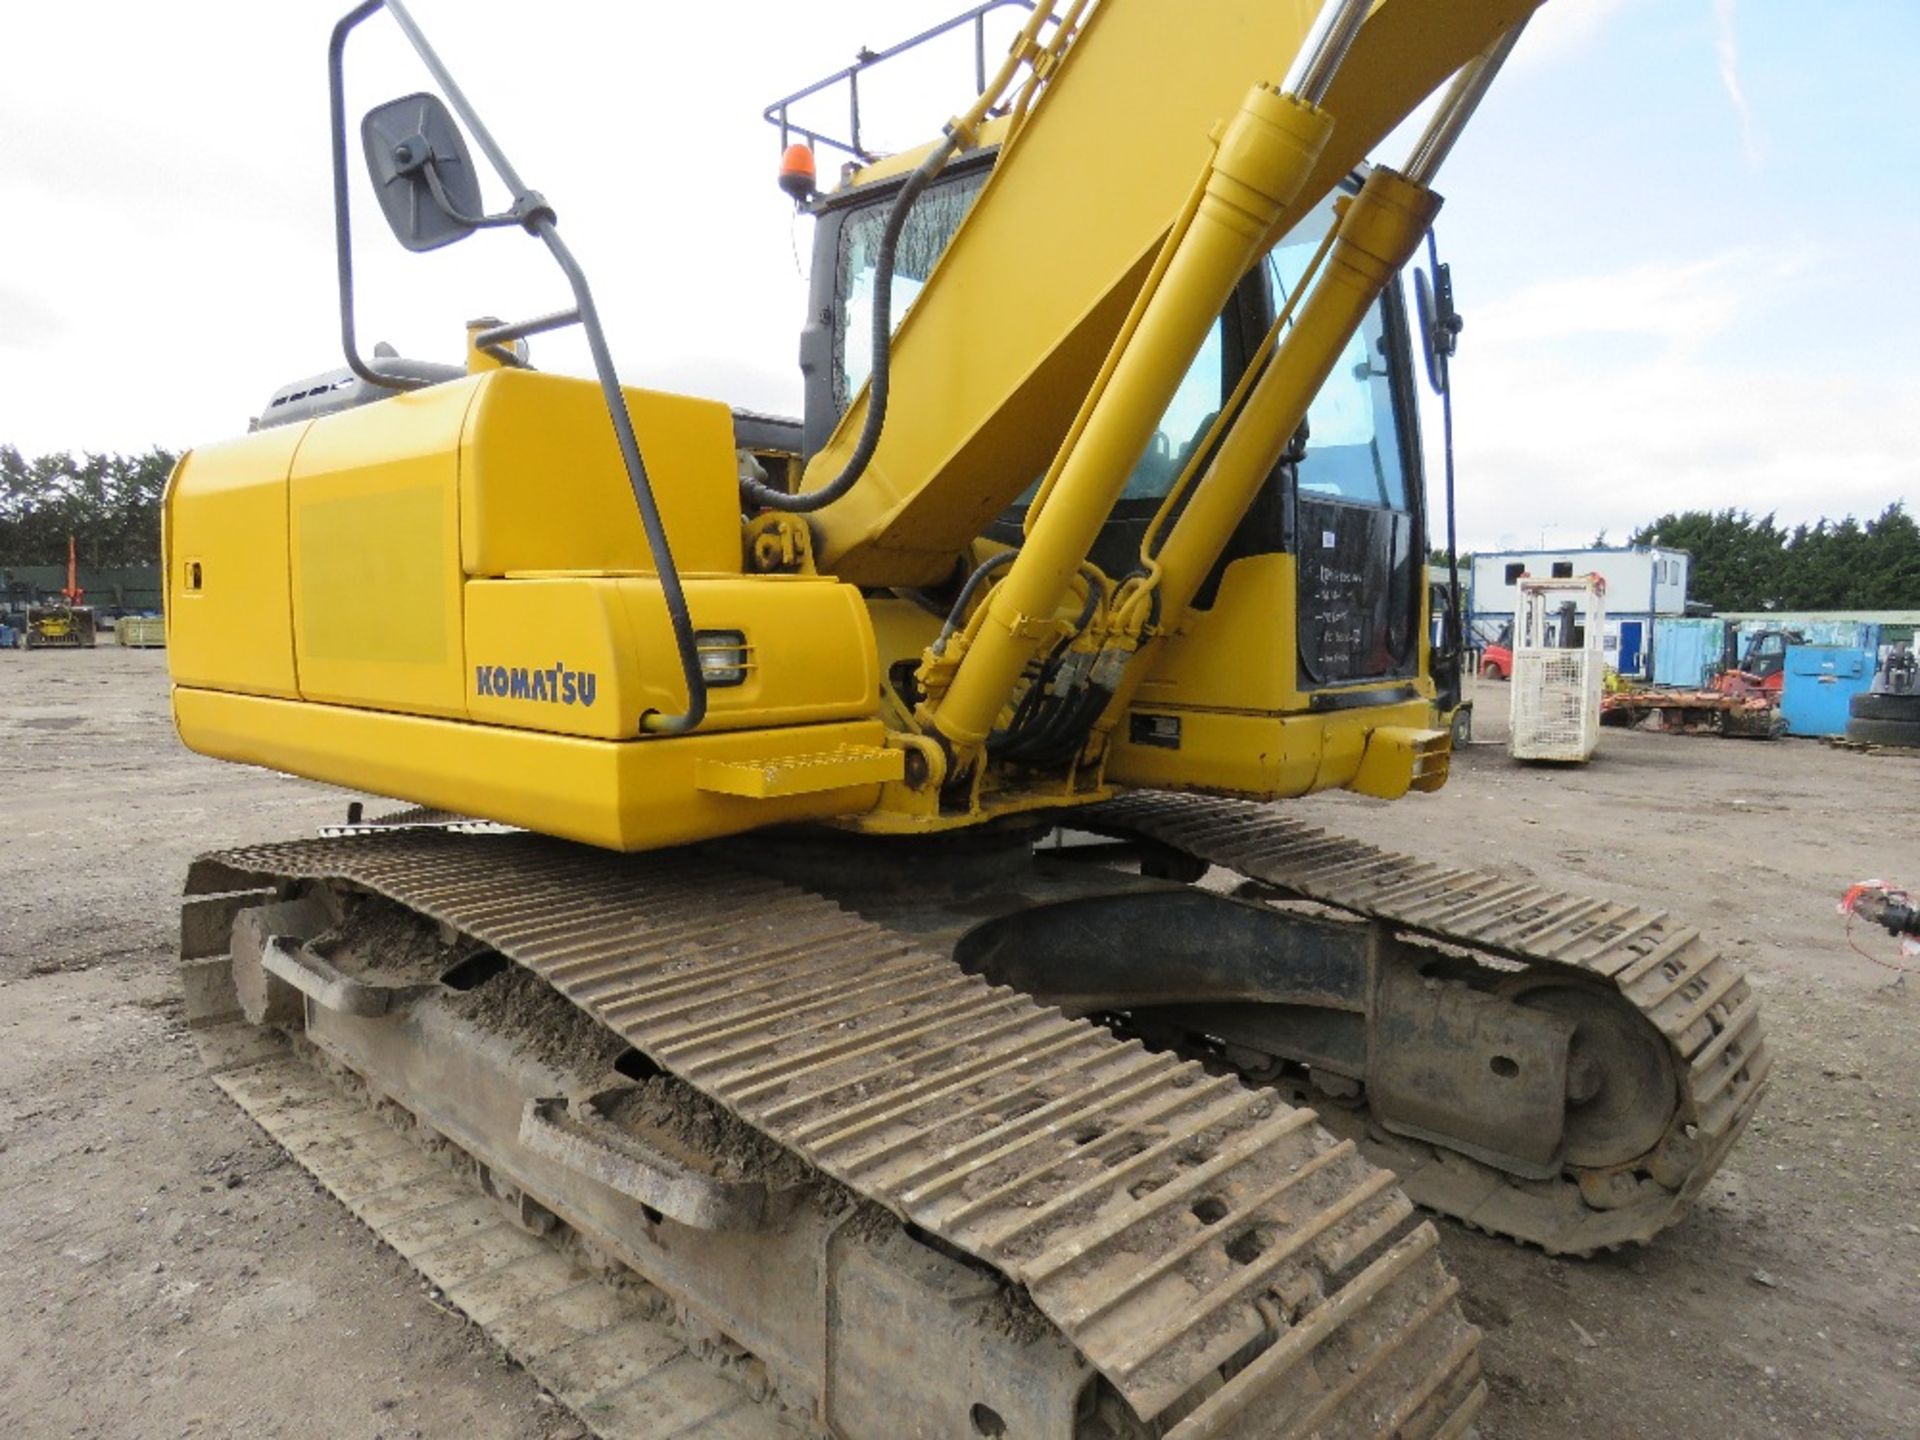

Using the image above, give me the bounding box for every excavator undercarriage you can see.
[177,789,1766,1438]
[183,809,1487,1440]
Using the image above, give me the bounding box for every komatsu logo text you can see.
[475,663,599,708]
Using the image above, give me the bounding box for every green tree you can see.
[1630,509,1786,610]
[1630,503,1920,611]
[0,445,176,569]
[1857,504,1920,608]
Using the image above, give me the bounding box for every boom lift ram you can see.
[165,3,1771,1436]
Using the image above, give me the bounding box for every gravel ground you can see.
[1,648,1914,1438]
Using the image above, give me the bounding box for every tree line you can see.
[0,446,178,569]
[1629,505,1920,612]
[6,444,1917,614]
[1429,504,1919,613]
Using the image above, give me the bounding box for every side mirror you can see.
[1413,260,1462,396]
[361,92,483,251]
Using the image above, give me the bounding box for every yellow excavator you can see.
[166,3,1772,1436]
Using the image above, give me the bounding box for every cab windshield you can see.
[831,174,1412,517]
[1267,195,1409,511]
[833,170,989,412]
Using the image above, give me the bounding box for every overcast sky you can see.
[2,0,1913,552]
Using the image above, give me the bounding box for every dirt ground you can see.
[2,648,1914,1439]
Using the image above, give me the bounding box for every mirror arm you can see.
[330,1,421,392]
[417,162,551,235]
[327,0,709,733]
[329,0,547,391]
[383,0,535,203]
[417,165,518,231]
[529,215,709,735]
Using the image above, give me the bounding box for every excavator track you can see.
[182,827,1486,1440]
[199,1038,808,1440]
[1084,794,1773,1254]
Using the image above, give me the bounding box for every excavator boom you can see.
[805,0,1536,588]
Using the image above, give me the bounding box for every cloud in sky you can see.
[1469,249,1795,352]
[1711,0,1763,170]
[0,286,66,354]
[1504,0,1641,73]
[1456,353,1920,552]
[0,0,1907,562]
[1443,244,1917,549]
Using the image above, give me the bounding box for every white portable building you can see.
[1470,545,1687,678]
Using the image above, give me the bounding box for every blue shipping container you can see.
[1780,645,1872,737]
[1653,617,1724,688]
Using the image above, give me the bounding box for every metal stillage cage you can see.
[1510,573,1606,761]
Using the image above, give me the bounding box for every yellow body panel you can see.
[460,369,740,578]
[289,380,474,718]
[464,574,880,738]
[174,687,889,851]
[168,369,890,851]
[1105,553,1442,799]
[170,370,756,714]
[1131,555,1305,713]
[163,425,304,699]
[1107,699,1441,799]
[1130,553,1436,715]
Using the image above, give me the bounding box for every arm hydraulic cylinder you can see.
[921,0,1371,762]
[1097,27,1528,734]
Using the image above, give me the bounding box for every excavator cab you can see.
[788,155,1434,799]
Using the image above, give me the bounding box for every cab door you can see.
[1265,227,1422,691]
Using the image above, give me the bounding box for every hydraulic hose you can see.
[931,548,1018,656]
[743,0,1061,515]
[741,135,960,514]
[981,563,1106,764]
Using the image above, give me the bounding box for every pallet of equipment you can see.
[115,616,167,648]
[1824,736,1920,759]
[1601,689,1777,738]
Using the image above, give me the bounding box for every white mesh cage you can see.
[1508,575,1605,762]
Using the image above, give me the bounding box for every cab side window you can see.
[1265,197,1409,511]
[834,171,989,412]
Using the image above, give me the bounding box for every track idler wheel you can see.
[1497,975,1678,1171]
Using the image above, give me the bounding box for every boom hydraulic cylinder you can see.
[1098,28,1528,732]
[1138,168,1437,637]
[923,0,1369,762]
